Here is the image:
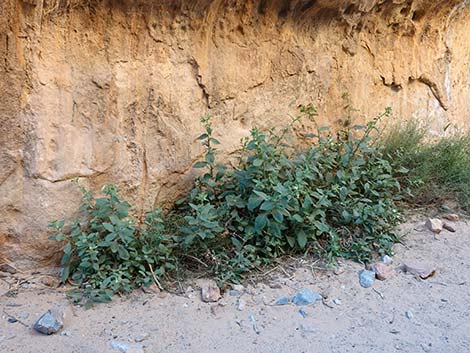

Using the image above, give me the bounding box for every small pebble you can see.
[333,298,342,305]
[405,311,413,320]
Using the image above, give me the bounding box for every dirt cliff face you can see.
[1,0,469,269]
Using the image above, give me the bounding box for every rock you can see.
[274,297,290,305]
[7,317,17,323]
[200,280,220,302]
[229,290,242,297]
[443,223,456,233]
[443,213,459,222]
[333,298,342,305]
[291,289,323,306]
[405,310,413,319]
[33,310,63,335]
[298,309,308,318]
[371,263,395,281]
[425,218,443,234]
[380,255,393,265]
[402,262,436,280]
[359,270,375,288]
[236,298,246,311]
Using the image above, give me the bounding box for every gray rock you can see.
[359,270,375,288]
[291,289,323,306]
[333,298,342,305]
[33,310,63,335]
[405,310,413,320]
[229,290,242,297]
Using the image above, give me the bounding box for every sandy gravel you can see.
[1,217,469,353]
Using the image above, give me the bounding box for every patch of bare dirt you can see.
[1,218,470,353]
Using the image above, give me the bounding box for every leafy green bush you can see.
[178,106,401,282]
[51,105,405,301]
[381,121,470,212]
[49,183,176,305]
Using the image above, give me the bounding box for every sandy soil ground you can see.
[1,216,469,353]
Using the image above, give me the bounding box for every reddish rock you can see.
[371,263,395,281]
[443,214,459,222]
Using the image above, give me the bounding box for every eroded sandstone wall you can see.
[1,0,469,269]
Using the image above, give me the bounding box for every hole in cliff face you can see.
[412,10,425,21]
[344,4,356,15]
[300,0,317,13]
[278,0,290,18]
[258,0,267,15]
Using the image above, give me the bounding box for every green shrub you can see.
[51,105,406,301]
[381,121,470,212]
[178,106,401,282]
[49,183,176,305]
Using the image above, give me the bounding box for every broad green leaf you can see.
[103,223,114,232]
[254,214,268,232]
[297,231,308,248]
[193,161,208,168]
